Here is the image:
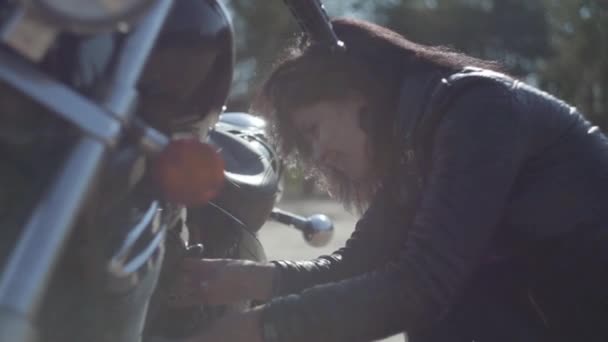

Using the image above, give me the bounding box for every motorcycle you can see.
[144,111,335,340]
[0,0,333,341]
[0,1,232,341]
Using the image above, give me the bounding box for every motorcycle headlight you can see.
[22,0,157,34]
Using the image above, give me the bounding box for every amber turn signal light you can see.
[153,138,224,206]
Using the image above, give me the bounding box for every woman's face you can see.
[290,97,372,183]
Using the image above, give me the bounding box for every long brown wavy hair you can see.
[252,17,501,212]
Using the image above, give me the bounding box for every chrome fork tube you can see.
[0,138,105,342]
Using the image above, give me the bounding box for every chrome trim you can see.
[0,7,58,62]
[109,201,160,272]
[0,0,175,147]
[0,137,106,318]
[0,49,121,146]
[122,229,165,275]
[107,201,168,292]
[135,119,170,154]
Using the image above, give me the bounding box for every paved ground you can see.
[258,197,406,342]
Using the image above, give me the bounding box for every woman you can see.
[175,18,608,342]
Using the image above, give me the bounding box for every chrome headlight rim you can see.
[21,0,158,34]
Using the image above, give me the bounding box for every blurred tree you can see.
[222,1,297,111]
[539,0,608,127]
[373,0,552,76]
[222,0,607,126]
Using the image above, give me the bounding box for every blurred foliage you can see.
[222,0,608,128]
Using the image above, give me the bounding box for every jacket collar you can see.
[393,70,446,148]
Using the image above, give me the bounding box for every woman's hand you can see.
[169,258,276,307]
[184,307,265,342]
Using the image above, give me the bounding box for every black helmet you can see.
[138,0,234,133]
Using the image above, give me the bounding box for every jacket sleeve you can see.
[261,83,529,341]
[272,188,409,295]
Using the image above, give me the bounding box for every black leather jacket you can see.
[261,69,608,342]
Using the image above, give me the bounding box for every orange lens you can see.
[153,138,224,206]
